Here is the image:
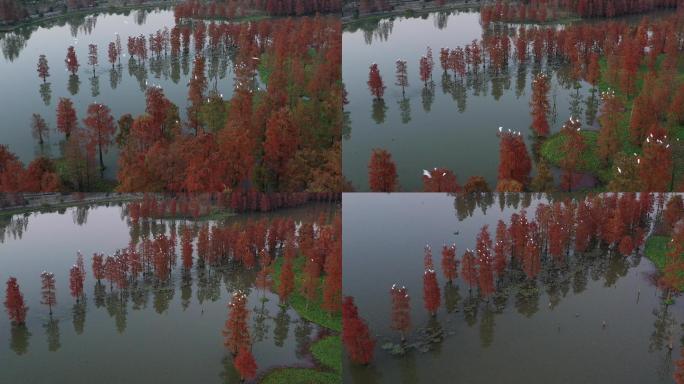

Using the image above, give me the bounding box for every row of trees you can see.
[0,0,27,24]
[480,0,680,24]
[2,16,342,193]
[361,13,683,191]
[4,199,341,375]
[175,0,342,18]
[4,253,86,326]
[343,193,684,366]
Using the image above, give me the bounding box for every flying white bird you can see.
[423,169,431,178]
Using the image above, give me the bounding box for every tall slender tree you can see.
[390,285,411,341]
[65,46,79,75]
[367,63,385,99]
[40,271,56,316]
[37,54,50,82]
[530,73,551,136]
[4,277,28,325]
[368,148,398,192]
[83,102,115,175]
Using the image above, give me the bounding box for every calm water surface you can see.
[343,193,684,384]
[343,11,598,191]
[0,9,236,178]
[0,201,335,384]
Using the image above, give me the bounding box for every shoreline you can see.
[342,1,482,26]
[0,193,142,216]
[0,1,179,32]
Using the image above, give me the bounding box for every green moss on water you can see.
[311,336,342,373]
[260,368,339,384]
[271,255,342,332]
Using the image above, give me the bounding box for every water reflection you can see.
[1,197,340,383]
[344,193,684,383]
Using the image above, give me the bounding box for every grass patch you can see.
[271,255,341,332]
[542,53,684,189]
[540,130,612,183]
[260,368,339,384]
[645,235,684,291]
[311,336,342,373]
[644,235,671,270]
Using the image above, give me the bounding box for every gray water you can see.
[342,11,598,191]
[0,9,235,179]
[342,193,684,384]
[0,201,335,384]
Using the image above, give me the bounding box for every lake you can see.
[343,10,602,191]
[0,198,338,383]
[0,8,236,179]
[342,193,684,383]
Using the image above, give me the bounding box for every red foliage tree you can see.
[559,117,586,192]
[368,148,398,192]
[441,244,457,282]
[597,90,623,165]
[342,296,375,365]
[618,236,634,256]
[107,42,118,68]
[322,241,342,314]
[522,235,541,279]
[187,54,207,134]
[37,54,49,82]
[367,63,385,99]
[498,130,531,187]
[56,97,78,138]
[664,195,684,232]
[4,277,28,325]
[390,285,411,341]
[669,84,684,126]
[65,46,79,75]
[639,131,673,192]
[223,291,251,355]
[181,226,193,270]
[419,56,431,86]
[662,223,684,298]
[92,253,105,281]
[83,102,116,175]
[476,225,495,297]
[234,346,257,381]
[530,73,551,136]
[629,94,656,147]
[264,108,300,187]
[40,271,56,315]
[586,52,600,87]
[422,168,461,192]
[69,265,84,302]
[423,268,440,316]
